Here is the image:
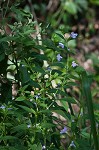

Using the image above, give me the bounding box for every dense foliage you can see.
[0,1,99,150]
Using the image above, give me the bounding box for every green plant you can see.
[0,2,99,150]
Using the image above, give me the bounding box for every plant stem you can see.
[4,0,10,18]
[14,52,20,88]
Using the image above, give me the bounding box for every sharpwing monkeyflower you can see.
[42,145,46,149]
[57,54,62,61]
[67,48,70,51]
[72,61,78,67]
[59,42,64,49]
[70,32,78,39]
[27,124,31,128]
[35,93,40,99]
[0,105,5,109]
[47,66,51,71]
[60,126,68,134]
[69,141,76,148]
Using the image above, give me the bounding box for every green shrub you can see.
[0,3,99,150]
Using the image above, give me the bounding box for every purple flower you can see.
[70,32,78,39]
[69,141,76,148]
[42,145,46,149]
[71,61,78,67]
[57,54,62,62]
[60,126,68,134]
[0,105,5,109]
[59,42,64,49]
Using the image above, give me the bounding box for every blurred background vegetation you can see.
[0,0,99,99]
[0,1,99,149]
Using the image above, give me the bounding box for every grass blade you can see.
[81,72,99,150]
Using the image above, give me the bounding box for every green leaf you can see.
[48,89,66,96]
[29,79,41,88]
[23,30,35,35]
[76,66,85,74]
[51,62,64,68]
[23,40,35,46]
[0,136,17,140]
[29,143,42,150]
[30,144,37,150]
[48,88,58,93]
[64,1,77,15]
[43,39,56,50]
[68,39,76,47]
[37,143,42,150]
[67,82,78,87]
[19,65,30,85]
[82,72,99,150]
[0,146,23,150]
[60,97,77,104]
[76,138,93,150]
[41,122,55,128]
[34,45,47,51]
[0,53,5,62]
[18,105,36,114]
[19,85,29,92]
[76,0,88,10]
[53,110,71,120]
[1,81,12,103]
[0,36,18,43]
[90,0,99,5]
[12,124,28,133]
[32,66,45,74]
[51,69,62,75]
[15,96,26,101]
[60,100,68,112]
[55,32,65,41]
[36,54,48,61]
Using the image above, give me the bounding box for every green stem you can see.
[4,0,10,18]
[14,52,20,88]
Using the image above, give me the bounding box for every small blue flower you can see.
[69,141,76,148]
[59,42,64,49]
[8,108,13,110]
[72,120,75,122]
[42,145,46,149]
[0,105,5,109]
[12,96,15,100]
[57,83,61,88]
[71,61,78,67]
[27,124,31,128]
[60,126,68,134]
[30,99,33,102]
[22,64,25,67]
[67,48,70,51]
[47,66,51,71]
[35,93,40,99]
[70,32,78,39]
[57,54,62,62]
